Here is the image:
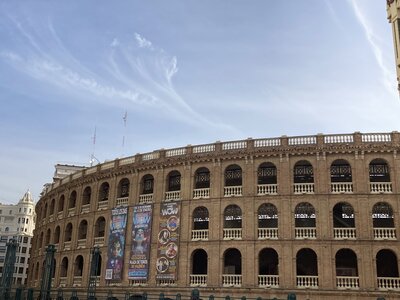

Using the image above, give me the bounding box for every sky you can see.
[0,0,399,204]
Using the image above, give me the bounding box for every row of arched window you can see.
[32,248,400,289]
[35,201,396,251]
[37,158,393,221]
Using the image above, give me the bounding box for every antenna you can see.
[90,126,100,166]
[122,110,127,155]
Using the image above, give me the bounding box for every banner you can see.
[155,202,181,280]
[128,204,153,280]
[105,207,128,281]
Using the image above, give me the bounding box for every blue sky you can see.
[0,0,399,204]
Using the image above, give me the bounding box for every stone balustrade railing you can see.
[334,228,357,239]
[190,274,207,287]
[81,204,90,213]
[257,184,278,195]
[77,239,86,249]
[41,131,400,196]
[293,183,314,194]
[139,194,153,204]
[222,274,242,287]
[94,237,105,246]
[193,188,210,199]
[295,227,317,239]
[97,200,109,210]
[224,186,242,197]
[370,182,392,193]
[165,191,181,201]
[378,277,400,290]
[331,182,353,194]
[336,276,359,289]
[63,241,72,250]
[258,228,278,239]
[296,275,319,288]
[223,228,242,240]
[191,229,209,241]
[374,228,397,240]
[116,196,129,206]
[258,275,279,287]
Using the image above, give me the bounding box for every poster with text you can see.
[128,204,153,279]
[105,207,128,281]
[155,202,181,280]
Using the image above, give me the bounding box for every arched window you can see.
[258,203,278,239]
[294,160,314,183]
[223,205,242,240]
[64,223,73,242]
[35,262,40,280]
[224,165,242,187]
[39,232,44,248]
[295,202,316,239]
[96,254,102,277]
[335,249,358,277]
[95,217,106,237]
[51,258,56,279]
[68,191,77,209]
[258,248,279,287]
[331,160,352,182]
[333,202,355,239]
[45,228,51,246]
[194,167,210,189]
[43,203,48,218]
[258,162,277,185]
[167,171,181,191]
[99,182,110,202]
[372,202,395,239]
[141,174,154,195]
[54,226,60,244]
[191,249,208,278]
[49,199,55,216]
[376,249,399,279]
[78,220,88,240]
[82,187,91,206]
[193,207,209,230]
[58,195,65,213]
[61,257,68,277]
[74,255,84,276]
[296,248,318,288]
[223,248,242,286]
[369,159,390,182]
[117,178,130,198]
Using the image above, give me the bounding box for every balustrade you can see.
[331,182,353,194]
[222,274,242,287]
[295,227,316,239]
[193,188,210,199]
[374,228,397,240]
[130,279,147,286]
[296,275,318,288]
[293,183,314,194]
[156,279,176,286]
[49,215,54,222]
[63,241,72,250]
[191,229,209,241]
[73,276,82,287]
[334,228,356,239]
[258,275,279,288]
[378,277,400,290]
[324,134,354,144]
[288,136,316,145]
[362,133,391,142]
[257,184,278,195]
[165,191,181,201]
[222,141,247,150]
[190,274,207,287]
[166,147,186,157]
[139,194,153,204]
[67,207,75,217]
[77,239,86,249]
[258,228,278,239]
[57,211,63,219]
[81,204,90,213]
[94,237,105,246]
[223,228,242,240]
[116,196,129,206]
[336,276,359,289]
[59,277,67,287]
[370,182,392,193]
[224,186,242,197]
[193,144,215,153]
[97,200,109,210]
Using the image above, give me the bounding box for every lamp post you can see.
[39,244,56,300]
[87,246,101,300]
[0,239,18,300]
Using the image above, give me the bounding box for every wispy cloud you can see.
[134,33,153,49]
[348,0,397,95]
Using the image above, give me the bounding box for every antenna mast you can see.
[90,126,100,166]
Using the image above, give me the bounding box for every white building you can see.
[0,190,35,286]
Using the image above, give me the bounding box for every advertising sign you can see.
[128,204,153,280]
[155,202,181,280]
[105,207,128,281]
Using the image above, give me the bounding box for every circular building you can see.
[28,132,400,299]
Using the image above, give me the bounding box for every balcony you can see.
[57,211,63,219]
[224,186,242,197]
[77,239,86,249]
[293,183,314,194]
[258,228,278,240]
[139,194,153,204]
[94,237,105,247]
[331,182,353,194]
[156,279,176,286]
[63,241,72,250]
[336,276,359,289]
[193,188,210,199]
[191,229,209,241]
[73,276,82,287]
[165,191,181,201]
[129,279,147,286]
[374,228,396,240]
[378,277,400,290]
[97,200,108,210]
[295,227,316,239]
[116,197,129,207]
[48,215,54,222]
[222,274,242,287]
[296,275,318,288]
[67,207,76,217]
[81,204,90,214]
[258,275,279,288]
[223,228,242,240]
[59,277,67,287]
[190,274,207,287]
[370,182,392,194]
[257,184,278,195]
[334,228,356,239]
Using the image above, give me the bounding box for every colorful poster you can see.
[155,202,181,280]
[105,207,128,281]
[128,204,153,279]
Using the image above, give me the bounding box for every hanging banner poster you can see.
[128,204,153,280]
[105,207,128,281]
[155,202,181,280]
